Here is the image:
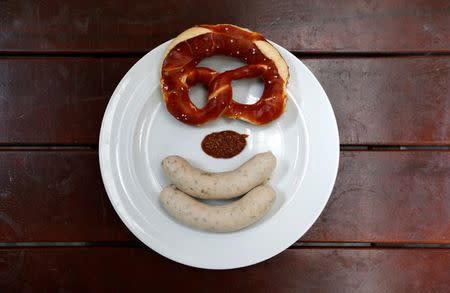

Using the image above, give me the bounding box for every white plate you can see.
[99,40,339,269]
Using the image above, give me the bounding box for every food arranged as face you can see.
[158,24,290,232]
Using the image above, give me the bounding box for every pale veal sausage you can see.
[160,185,276,232]
[162,152,276,199]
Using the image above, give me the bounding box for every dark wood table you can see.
[1,1,449,291]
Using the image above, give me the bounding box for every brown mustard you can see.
[201,130,248,159]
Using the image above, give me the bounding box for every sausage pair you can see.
[160,152,277,232]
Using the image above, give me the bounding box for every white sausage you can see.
[160,185,276,232]
[162,151,276,199]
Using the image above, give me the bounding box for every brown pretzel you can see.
[160,24,289,125]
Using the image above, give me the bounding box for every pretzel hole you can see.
[189,84,208,108]
[231,77,264,105]
[197,56,245,72]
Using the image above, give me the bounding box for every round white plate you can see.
[99,40,339,269]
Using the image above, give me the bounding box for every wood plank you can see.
[0,57,449,144]
[303,57,450,145]
[0,151,134,241]
[1,1,450,53]
[1,248,450,292]
[301,151,450,242]
[0,151,449,243]
[0,58,136,144]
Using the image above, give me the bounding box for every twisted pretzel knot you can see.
[161,24,289,126]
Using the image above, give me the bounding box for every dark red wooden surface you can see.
[0,57,449,144]
[0,58,135,144]
[302,151,450,242]
[0,151,131,241]
[0,151,448,243]
[1,0,449,291]
[1,0,450,53]
[1,248,450,292]
[305,57,450,145]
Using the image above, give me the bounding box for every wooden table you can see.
[1,1,449,291]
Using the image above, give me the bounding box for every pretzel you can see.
[160,24,289,125]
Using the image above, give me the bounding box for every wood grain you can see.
[0,58,136,144]
[0,57,449,144]
[1,248,450,292]
[304,57,450,145]
[1,1,450,53]
[301,151,450,242]
[0,151,133,241]
[0,151,449,243]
